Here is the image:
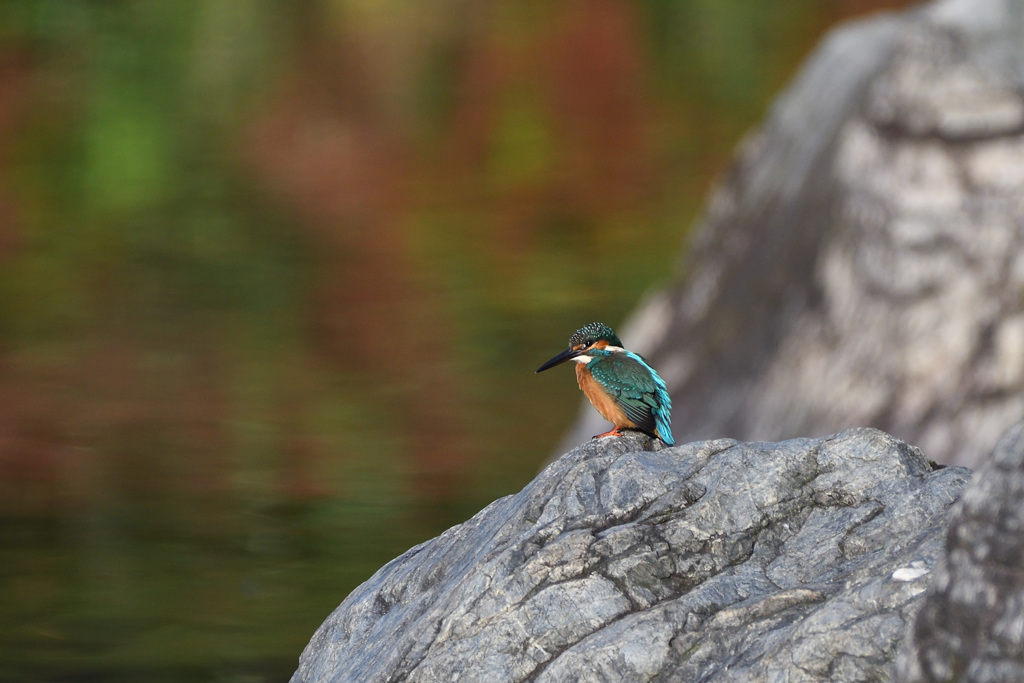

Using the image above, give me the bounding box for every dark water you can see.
[0,1,913,679]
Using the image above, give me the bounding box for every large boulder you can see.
[896,421,1024,682]
[292,428,969,682]
[564,0,1024,468]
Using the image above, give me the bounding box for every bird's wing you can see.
[588,353,664,436]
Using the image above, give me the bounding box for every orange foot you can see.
[594,427,625,439]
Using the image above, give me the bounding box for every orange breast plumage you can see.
[575,363,637,429]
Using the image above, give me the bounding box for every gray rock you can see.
[292,428,970,682]
[896,421,1024,682]
[563,0,1024,468]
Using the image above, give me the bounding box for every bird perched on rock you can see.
[536,322,674,445]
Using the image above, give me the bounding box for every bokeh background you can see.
[0,1,915,680]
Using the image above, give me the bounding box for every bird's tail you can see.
[656,412,674,446]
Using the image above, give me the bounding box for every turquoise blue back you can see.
[587,349,674,445]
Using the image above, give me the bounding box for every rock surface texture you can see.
[292,429,970,682]
[896,422,1024,682]
[564,0,1024,468]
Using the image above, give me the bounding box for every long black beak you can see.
[536,348,581,373]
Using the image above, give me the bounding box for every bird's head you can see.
[536,322,624,373]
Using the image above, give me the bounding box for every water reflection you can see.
[0,1,913,679]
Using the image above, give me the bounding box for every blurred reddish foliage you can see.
[544,0,653,217]
[0,48,33,260]
[247,12,466,501]
[439,0,654,257]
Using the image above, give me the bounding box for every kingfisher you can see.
[536,322,674,445]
